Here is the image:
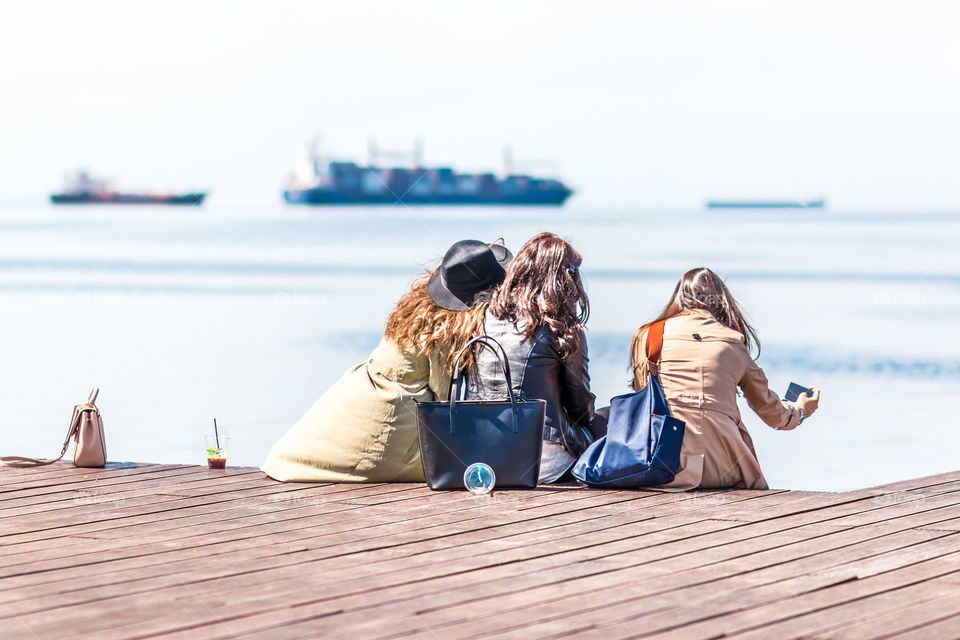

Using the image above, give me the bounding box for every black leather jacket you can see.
[465,310,602,456]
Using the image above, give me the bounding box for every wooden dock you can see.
[1,463,959,639]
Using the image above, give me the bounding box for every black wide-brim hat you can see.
[428,239,513,311]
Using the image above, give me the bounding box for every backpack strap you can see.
[639,319,667,379]
[645,320,666,365]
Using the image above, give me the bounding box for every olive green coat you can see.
[262,337,451,482]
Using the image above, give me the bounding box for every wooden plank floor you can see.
[1,463,959,639]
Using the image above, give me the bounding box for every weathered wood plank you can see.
[0,485,669,604]
[723,572,960,640]
[0,465,957,640]
[880,612,960,639]
[0,463,184,494]
[125,490,960,640]
[0,466,231,510]
[2,492,879,638]
[326,522,960,639]
[631,550,960,640]
[0,493,788,636]
[0,484,634,590]
[806,586,960,639]
[205,495,960,640]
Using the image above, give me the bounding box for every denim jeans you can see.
[538,440,576,484]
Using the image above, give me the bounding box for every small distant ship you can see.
[283,142,573,206]
[50,171,206,205]
[706,198,826,210]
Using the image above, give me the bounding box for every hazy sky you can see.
[2,0,959,209]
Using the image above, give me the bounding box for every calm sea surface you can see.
[1,201,957,491]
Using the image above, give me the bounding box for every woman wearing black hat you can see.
[262,240,511,482]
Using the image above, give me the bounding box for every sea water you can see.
[0,201,957,491]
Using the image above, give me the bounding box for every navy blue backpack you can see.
[572,320,686,488]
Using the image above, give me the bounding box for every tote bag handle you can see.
[448,335,520,433]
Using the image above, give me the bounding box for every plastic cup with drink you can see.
[204,419,230,469]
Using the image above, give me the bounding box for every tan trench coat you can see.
[636,310,801,490]
[261,337,450,482]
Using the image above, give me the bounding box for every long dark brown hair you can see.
[384,270,487,370]
[489,232,589,361]
[630,267,759,390]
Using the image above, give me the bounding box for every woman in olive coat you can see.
[262,240,511,482]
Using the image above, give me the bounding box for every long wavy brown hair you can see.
[384,270,487,370]
[630,267,760,390]
[489,232,589,361]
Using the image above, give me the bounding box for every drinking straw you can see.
[213,418,221,451]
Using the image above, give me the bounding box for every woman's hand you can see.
[796,387,820,418]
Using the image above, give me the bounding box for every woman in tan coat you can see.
[630,268,820,490]
[262,240,511,482]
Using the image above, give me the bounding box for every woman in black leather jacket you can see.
[466,232,605,483]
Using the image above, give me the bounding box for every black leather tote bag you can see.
[416,336,546,490]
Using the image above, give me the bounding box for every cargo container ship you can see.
[50,171,206,205]
[283,144,573,206]
[706,198,826,209]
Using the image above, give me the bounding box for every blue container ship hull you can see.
[51,193,206,205]
[283,188,571,206]
[706,199,825,209]
[284,149,573,207]
[50,171,206,206]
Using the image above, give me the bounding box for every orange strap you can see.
[645,320,666,365]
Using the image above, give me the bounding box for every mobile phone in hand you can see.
[785,382,813,403]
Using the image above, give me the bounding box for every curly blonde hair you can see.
[384,271,487,370]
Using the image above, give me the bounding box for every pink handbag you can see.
[1,388,107,468]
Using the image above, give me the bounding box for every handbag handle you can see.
[1,388,99,468]
[1,404,84,467]
[448,335,520,434]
